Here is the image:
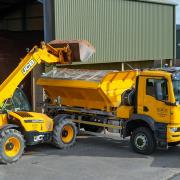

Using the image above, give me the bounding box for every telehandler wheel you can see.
[53,119,77,149]
[0,129,25,164]
[130,127,156,155]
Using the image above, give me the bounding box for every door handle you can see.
[143,106,149,112]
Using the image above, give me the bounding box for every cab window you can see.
[146,79,168,101]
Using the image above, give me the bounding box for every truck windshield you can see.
[173,80,180,103]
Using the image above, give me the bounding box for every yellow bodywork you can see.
[37,70,138,112]
[167,124,180,142]
[116,106,134,119]
[0,112,53,132]
[0,114,8,127]
[8,112,54,132]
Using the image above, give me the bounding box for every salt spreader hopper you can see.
[37,68,138,112]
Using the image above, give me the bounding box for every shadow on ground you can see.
[24,134,180,169]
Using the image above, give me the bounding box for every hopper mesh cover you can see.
[42,68,115,82]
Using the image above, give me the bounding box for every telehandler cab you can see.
[0,40,95,164]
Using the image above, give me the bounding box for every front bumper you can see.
[167,124,180,143]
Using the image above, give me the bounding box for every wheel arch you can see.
[53,114,72,126]
[124,114,155,137]
[0,124,20,132]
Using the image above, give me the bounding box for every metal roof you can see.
[138,0,176,5]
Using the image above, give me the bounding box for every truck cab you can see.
[136,68,180,144]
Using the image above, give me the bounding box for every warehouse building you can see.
[0,0,176,111]
[52,0,176,70]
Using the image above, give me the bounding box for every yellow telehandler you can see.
[0,40,95,164]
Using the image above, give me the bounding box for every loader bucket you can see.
[49,40,95,62]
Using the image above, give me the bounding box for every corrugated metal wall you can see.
[54,0,175,64]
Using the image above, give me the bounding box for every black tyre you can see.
[130,127,156,155]
[168,142,180,147]
[53,118,77,149]
[83,125,103,133]
[0,129,25,164]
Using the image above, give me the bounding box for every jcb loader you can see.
[0,40,95,163]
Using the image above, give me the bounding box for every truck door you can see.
[138,76,171,123]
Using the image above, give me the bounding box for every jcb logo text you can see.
[22,59,35,74]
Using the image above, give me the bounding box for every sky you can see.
[172,0,180,24]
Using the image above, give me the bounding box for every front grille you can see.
[15,112,33,118]
[176,128,180,132]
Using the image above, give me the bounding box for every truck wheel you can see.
[0,129,25,164]
[130,127,156,155]
[53,119,77,149]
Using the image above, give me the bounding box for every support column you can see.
[169,59,173,67]
[121,62,124,71]
[32,65,45,112]
[32,0,55,112]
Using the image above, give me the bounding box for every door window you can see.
[146,79,168,101]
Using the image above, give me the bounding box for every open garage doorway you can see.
[0,0,44,111]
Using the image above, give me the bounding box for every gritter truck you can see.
[37,67,180,155]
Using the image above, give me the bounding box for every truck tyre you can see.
[53,119,77,149]
[130,127,156,155]
[0,129,25,164]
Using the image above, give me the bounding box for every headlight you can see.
[170,127,178,133]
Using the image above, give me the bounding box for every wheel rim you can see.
[4,137,21,157]
[134,134,148,150]
[61,125,74,144]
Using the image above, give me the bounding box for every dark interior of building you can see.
[0,0,44,103]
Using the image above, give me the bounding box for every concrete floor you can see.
[1,135,180,180]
